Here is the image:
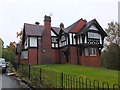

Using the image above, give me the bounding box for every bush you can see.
[101,43,120,70]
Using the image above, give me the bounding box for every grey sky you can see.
[0,0,119,47]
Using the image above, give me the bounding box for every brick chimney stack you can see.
[44,15,51,29]
[41,15,52,64]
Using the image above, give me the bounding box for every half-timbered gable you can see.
[58,29,68,48]
[51,27,59,48]
[75,19,107,66]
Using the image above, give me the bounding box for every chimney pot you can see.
[44,15,51,22]
[60,23,64,28]
[35,22,40,25]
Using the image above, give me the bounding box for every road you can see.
[0,71,21,89]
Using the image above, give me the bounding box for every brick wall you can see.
[79,50,101,67]
[29,48,37,64]
[51,49,59,64]
[59,47,67,64]
[69,46,78,64]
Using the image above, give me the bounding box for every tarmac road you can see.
[0,72,21,89]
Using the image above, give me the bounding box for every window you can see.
[52,37,57,43]
[84,48,89,56]
[24,38,28,49]
[52,44,54,47]
[89,48,96,56]
[84,48,96,56]
[30,37,37,47]
[56,44,58,47]
[88,32,101,39]
[61,35,65,41]
[21,50,28,59]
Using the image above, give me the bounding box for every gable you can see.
[65,18,86,33]
[24,23,44,36]
[76,19,107,37]
[51,30,56,36]
[89,25,99,31]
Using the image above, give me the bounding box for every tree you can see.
[101,21,120,70]
[0,38,4,48]
[105,21,120,45]
[101,43,120,70]
[7,41,16,54]
[17,30,22,44]
[2,48,15,62]
[0,38,4,58]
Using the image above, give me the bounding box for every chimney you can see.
[44,15,51,31]
[84,19,87,22]
[35,22,40,25]
[60,23,64,29]
[41,15,52,64]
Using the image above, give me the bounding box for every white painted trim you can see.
[69,33,72,44]
[84,35,87,43]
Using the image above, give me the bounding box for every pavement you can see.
[1,73,22,89]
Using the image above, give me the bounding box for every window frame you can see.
[21,50,28,59]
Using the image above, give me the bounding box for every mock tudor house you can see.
[16,15,107,66]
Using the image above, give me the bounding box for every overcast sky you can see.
[0,0,119,47]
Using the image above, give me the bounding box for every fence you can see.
[17,64,120,89]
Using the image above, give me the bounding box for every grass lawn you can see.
[33,64,119,87]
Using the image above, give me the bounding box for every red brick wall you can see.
[29,48,37,64]
[79,50,101,67]
[69,46,78,64]
[38,39,42,64]
[59,48,67,64]
[21,59,29,64]
[59,46,78,64]
[51,49,59,64]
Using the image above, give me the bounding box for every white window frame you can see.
[30,37,37,47]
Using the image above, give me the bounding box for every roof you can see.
[51,27,60,35]
[64,18,86,33]
[24,23,44,36]
[76,19,107,37]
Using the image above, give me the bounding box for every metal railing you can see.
[16,64,120,89]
